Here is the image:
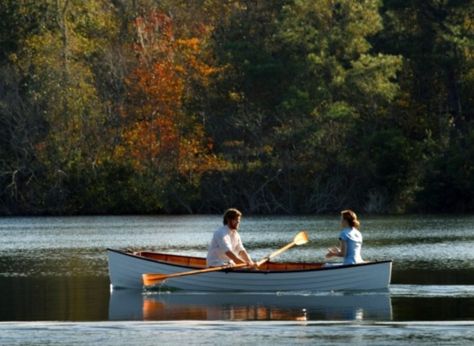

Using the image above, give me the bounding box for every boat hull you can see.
[107,249,392,291]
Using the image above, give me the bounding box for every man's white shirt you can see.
[206,225,245,267]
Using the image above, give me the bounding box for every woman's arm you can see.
[339,240,347,257]
[326,240,347,258]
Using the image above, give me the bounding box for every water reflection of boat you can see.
[109,289,392,321]
[107,249,392,291]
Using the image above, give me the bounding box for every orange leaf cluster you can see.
[118,10,222,178]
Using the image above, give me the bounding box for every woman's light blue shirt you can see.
[339,227,363,264]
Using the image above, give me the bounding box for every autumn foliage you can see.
[118,11,221,179]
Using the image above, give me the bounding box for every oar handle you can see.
[142,262,248,286]
[168,262,247,278]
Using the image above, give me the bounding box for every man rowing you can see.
[206,208,256,268]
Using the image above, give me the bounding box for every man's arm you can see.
[224,250,255,267]
[225,250,245,265]
[239,250,255,266]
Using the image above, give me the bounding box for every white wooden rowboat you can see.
[107,248,392,291]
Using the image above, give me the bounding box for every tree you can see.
[375,0,474,212]
[202,0,402,213]
[116,9,222,212]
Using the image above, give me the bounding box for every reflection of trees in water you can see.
[0,276,109,321]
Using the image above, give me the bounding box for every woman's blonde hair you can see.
[341,209,360,229]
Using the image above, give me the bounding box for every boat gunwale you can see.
[107,248,392,274]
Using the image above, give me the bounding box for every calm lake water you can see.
[1,215,474,345]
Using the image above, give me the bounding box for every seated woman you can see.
[326,209,364,265]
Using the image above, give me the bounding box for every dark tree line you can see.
[0,0,473,215]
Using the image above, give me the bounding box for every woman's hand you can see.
[325,247,341,258]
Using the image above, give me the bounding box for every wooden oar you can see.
[142,230,309,287]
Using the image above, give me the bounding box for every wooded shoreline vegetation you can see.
[1,0,473,215]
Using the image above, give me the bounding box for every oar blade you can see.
[142,273,167,287]
[294,231,309,245]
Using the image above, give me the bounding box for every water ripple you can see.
[390,284,474,298]
[1,321,474,346]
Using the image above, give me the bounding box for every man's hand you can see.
[245,260,258,269]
